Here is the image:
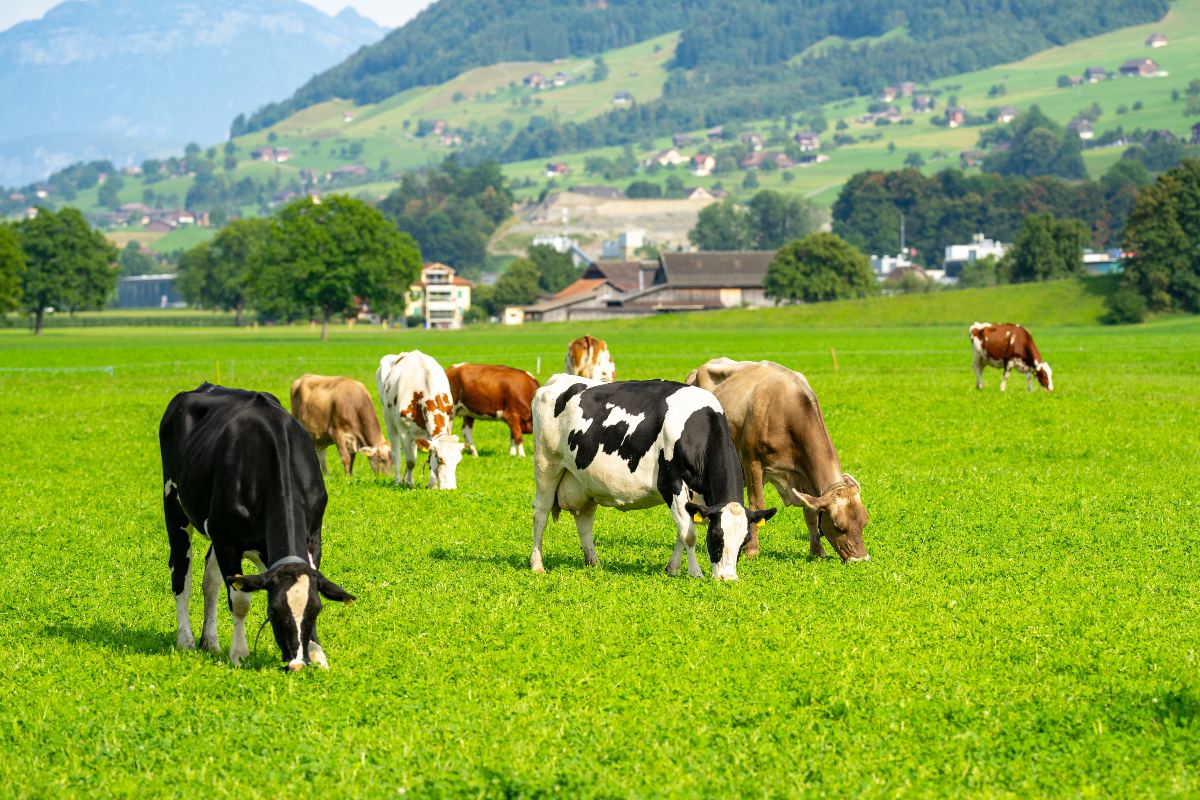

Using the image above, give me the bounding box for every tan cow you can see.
[686,358,869,562]
[565,335,615,382]
[446,363,540,457]
[969,322,1053,392]
[290,374,392,476]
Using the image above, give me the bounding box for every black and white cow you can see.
[531,375,776,580]
[159,383,355,670]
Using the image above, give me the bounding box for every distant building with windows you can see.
[943,234,1008,278]
[406,263,473,329]
[118,273,182,308]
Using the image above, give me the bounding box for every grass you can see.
[1,283,1198,796]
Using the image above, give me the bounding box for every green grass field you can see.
[1,282,1197,796]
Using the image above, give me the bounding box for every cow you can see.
[445,363,540,457]
[159,383,356,671]
[290,374,392,476]
[376,350,466,490]
[531,374,777,581]
[565,335,616,382]
[686,358,869,563]
[969,322,1053,392]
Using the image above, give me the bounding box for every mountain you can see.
[0,0,385,185]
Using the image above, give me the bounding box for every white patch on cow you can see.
[377,350,458,489]
[602,404,645,439]
[199,548,221,652]
[203,518,210,538]
[712,503,746,581]
[228,589,251,666]
[175,558,194,649]
[164,478,176,497]
[286,575,310,669]
[307,640,329,669]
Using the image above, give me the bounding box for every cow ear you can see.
[748,507,778,523]
[228,573,268,592]
[790,488,823,511]
[317,574,356,605]
[842,473,860,492]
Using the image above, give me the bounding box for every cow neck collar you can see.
[269,555,309,572]
[820,479,849,495]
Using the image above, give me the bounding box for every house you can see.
[691,154,716,177]
[1083,66,1107,83]
[568,185,626,200]
[646,148,689,167]
[672,133,695,148]
[1068,119,1094,140]
[900,81,916,97]
[945,106,966,128]
[545,162,570,177]
[1083,248,1124,275]
[943,233,1007,278]
[600,230,645,260]
[250,147,291,163]
[796,153,830,166]
[612,91,633,106]
[686,187,715,201]
[118,273,182,308]
[1146,32,1168,48]
[510,260,658,324]
[959,149,985,168]
[884,264,931,286]
[406,262,473,329]
[740,133,764,151]
[883,105,903,121]
[880,86,899,102]
[870,253,915,279]
[912,95,935,113]
[329,164,368,179]
[1120,59,1161,77]
[144,220,175,234]
[793,131,820,151]
[706,126,725,141]
[552,71,571,87]
[1069,76,1084,87]
[439,133,462,147]
[431,119,448,134]
[740,151,795,170]
[524,72,547,89]
[996,106,1018,124]
[342,112,355,123]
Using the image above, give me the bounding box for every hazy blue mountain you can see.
[0,0,385,185]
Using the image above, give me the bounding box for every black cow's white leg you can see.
[165,490,195,649]
[667,490,703,577]
[973,357,984,390]
[575,503,599,567]
[227,585,251,666]
[199,546,221,652]
[804,506,826,559]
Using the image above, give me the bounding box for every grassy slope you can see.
[0,300,1197,797]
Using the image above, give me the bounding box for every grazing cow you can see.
[531,375,776,580]
[969,322,1054,392]
[290,374,392,476]
[376,350,465,489]
[686,358,869,563]
[565,335,616,382]
[446,363,540,457]
[159,383,356,671]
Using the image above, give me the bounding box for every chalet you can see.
[552,71,571,86]
[524,72,548,89]
[646,148,689,167]
[431,119,448,134]
[691,154,716,177]
[1146,32,1168,48]
[406,262,473,329]
[568,185,627,200]
[1083,66,1107,83]
[945,106,966,128]
[545,162,570,177]
[912,95,934,113]
[672,133,695,148]
[342,111,355,123]
[1067,118,1094,140]
[612,91,633,106]
[997,106,1018,124]
[144,220,175,234]
[685,187,715,201]
[740,133,764,151]
[439,132,462,147]
[796,153,829,166]
[793,131,820,151]
[959,149,985,168]
[880,86,899,102]
[1120,59,1161,78]
[329,164,368,179]
[1069,76,1084,87]
[770,152,795,169]
[706,126,725,141]
[900,81,916,97]
[250,146,291,163]
[883,105,904,121]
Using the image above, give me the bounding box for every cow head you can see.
[1035,361,1054,391]
[428,434,465,490]
[228,562,355,670]
[792,474,870,563]
[360,442,393,475]
[594,353,616,383]
[686,501,777,580]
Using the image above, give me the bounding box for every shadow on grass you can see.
[428,546,665,577]
[42,620,285,671]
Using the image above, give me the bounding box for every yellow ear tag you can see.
[757,518,767,528]
[231,577,244,591]
[693,513,703,523]
[417,440,430,452]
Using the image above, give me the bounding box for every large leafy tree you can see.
[18,208,117,334]
[981,105,1086,180]
[177,218,269,326]
[1121,159,1200,312]
[254,196,421,340]
[747,190,822,250]
[491,258,543,309]
[0,223,25,313]
[764,233,876,304]
[689,200,754,251]
[1002,213,1089,283]
[527,245,580,294]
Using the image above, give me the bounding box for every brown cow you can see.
[290,374,392,476]
[686,358,869,563]
[446,363,540,457]
[969,322,1053,392]
[565,335,615,382]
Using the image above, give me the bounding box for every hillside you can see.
[0,0,384,186]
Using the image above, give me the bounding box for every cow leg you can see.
[199,546,221,652]
[743,461,765,557]
[503,412,526,457]
[574,502,600,567]
[165,490,195,649]
[1026,371,1034,392]
[1000,364,1011,392]
[462,417,479,457]
[316,447,328,475]
[804,507,826,559]
[213,546,252,666]
[666,490,703,578]
[531,467,562,574]
[336,435,353,476]
[973,357,984,390]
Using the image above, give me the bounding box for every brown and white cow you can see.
[376,350,465,490]
[446,363,540,457]
[290,374,392,476]
[969,322,1053,392]
[565,335,615,382]
[686,358,869,563]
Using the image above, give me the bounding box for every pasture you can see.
[1,298,1198,796]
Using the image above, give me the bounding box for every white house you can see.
[944,234,1008,278]
[406,262,473,329]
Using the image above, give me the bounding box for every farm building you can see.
[1145,32,1168,47]
[1119,59,1161,77]
[1083,66,1107,83]
[117,273,182,308]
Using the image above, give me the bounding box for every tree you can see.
[626,180,663,199]
[764,233,876,304]
[527,245,580,294]
[17,208,117,334]
[491,258,542,308]
[1121,159,1200,312]
[177,218,270,325]
[0,223,25,313]
[1002,213,1089,282]
[254,196,421,340]
[118,241,157,276]
[904,152,926,168]
[689,199,754,250]
[592,56,609,82]
[747,190,821,249]
[982,105,1086,179]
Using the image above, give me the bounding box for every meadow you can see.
[1,285,1198,796]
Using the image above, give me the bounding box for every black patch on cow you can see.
[553,382,587,418]
[562,379,683,472]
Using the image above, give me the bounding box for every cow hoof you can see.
[743,544,760,558]
[199,634,220,653]
[229,647,249,667]
[665,563,680,576]
[307,643,329,669]
[176,631,196,650]
[531,559,546,574]
[584,557,600,567]
[688,567,704,578]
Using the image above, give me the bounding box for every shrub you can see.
[1101,289,1148,324]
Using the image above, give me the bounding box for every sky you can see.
[0,0,434,33]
